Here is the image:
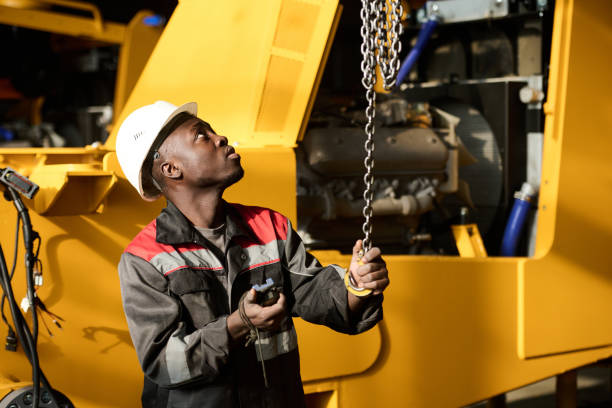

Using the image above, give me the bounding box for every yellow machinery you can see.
[1,0,612,406]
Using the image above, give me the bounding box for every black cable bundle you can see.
[0,187,58,408]
[2,214,20,352]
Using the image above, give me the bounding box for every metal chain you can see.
[360,0,403,253]
[375,0,404,90]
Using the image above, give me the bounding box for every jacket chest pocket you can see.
[167,268,228,328]
[231,261,285,311]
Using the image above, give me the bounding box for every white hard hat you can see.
[115,101,197,201]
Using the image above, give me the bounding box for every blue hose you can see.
[500,183,536,256]
[395,18,438,88]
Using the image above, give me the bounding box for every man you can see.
[115,101,389,407]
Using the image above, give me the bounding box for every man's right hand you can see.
[242,288,286,331]
[227,288,286,343]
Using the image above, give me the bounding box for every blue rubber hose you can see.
[395,18,439,88]
[500,183,536,256]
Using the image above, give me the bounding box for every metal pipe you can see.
[299,193,435,220]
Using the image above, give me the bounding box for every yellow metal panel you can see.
[105,0,340,149]
[274,0,320,53]
[254,56,304,133]
[325,255,612,407]
[451,224,488,258]
[519,0,612,358]
[25,164,117,216]
[224,147,297,223]
[297,5,342,142]
[303,381,338,408]
[113,11,163,119]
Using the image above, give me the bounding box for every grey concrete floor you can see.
[467,366,611,408]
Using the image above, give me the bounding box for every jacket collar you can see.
[155,199,255,245]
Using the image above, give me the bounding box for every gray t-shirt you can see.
[196,224,228,293]
[196,224,227,254]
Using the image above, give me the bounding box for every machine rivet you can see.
[416,8,427,23]
[41,390,52,403]
[23,392,33,405]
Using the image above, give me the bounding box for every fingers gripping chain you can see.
[345,251,372,297]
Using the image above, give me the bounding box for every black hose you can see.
[1,214,19,332]
[0,241,55,396]
[0,242,35,380]
[4,188,58,408]
[8,188,40,408]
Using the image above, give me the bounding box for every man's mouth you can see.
[226,146,240,160]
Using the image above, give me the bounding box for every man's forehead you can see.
[157,116,214,152]
[168,117,214,140]
[178,117,213,132]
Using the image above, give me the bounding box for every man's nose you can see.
[215,134,228,147]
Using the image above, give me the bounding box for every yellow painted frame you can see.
[518,0,612,358]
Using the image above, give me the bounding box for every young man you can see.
[115,101,389,407]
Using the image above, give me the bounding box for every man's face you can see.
[160,117,244,190]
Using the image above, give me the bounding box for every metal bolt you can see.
[23,392,33,405]
[41,390,52,403]
[460,207,469,224]
[8,404,18,408]
[416,8,427,23]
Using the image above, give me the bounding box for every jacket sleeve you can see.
[118,252,230,388]
[281,219,383,334]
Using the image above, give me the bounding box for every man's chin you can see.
[222,167,244,189]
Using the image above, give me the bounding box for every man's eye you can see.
[197,131,209,140]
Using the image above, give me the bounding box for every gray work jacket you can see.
[118,200,383,408]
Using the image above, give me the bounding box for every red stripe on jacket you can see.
[229,204,288,248]
[124,204,288,260]
[125,220,202,262]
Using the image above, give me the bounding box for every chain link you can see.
[360,0,403,253]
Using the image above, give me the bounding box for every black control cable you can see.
[0,167,59,408]
[1,214,20,352]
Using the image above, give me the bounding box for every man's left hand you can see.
[348,239,389,296]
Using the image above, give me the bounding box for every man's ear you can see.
[160,160,182,180]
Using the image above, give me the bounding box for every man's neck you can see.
[169,189,225,229]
